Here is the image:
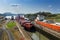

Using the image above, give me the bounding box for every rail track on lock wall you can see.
[32,21,60,40]
[16,20,51,40]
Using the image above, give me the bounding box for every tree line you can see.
[25,12,57,21]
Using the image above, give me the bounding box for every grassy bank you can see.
[7,21,16,28]
[7,21,21,40]
[55,19,60,22]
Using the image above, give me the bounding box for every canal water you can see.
[31,31,49,40]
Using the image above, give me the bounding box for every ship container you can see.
[35,21,60,32]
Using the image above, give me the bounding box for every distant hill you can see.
[0,12,24,16]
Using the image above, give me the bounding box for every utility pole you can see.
[11,4,20,14]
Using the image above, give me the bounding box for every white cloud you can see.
[57,9,60,11]
[48,5,52,8]
[23,0,34,1]
[10,4,21,7]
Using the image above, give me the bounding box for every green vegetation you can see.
[25,11,60,22]
[25,12,57,21]
[7,21,21,40]
[55,19,60,22]
[7,21,16,28]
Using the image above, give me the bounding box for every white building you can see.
[5,16,11,19]
[5,16,16,19]
[35,15,45,21]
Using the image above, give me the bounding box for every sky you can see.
[0,0,60,14]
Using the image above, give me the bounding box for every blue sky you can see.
[0,0,60,14]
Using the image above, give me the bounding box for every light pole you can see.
[11,4,21,20]
[11,4,20,14]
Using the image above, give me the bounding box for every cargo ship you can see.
[34,15,60,38]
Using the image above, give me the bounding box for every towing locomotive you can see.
[16,15,33,30]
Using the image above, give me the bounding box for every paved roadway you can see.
[15,21,41,40]
[15,21,32,40]
[0,29,3,40]
[2,20,14,40]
